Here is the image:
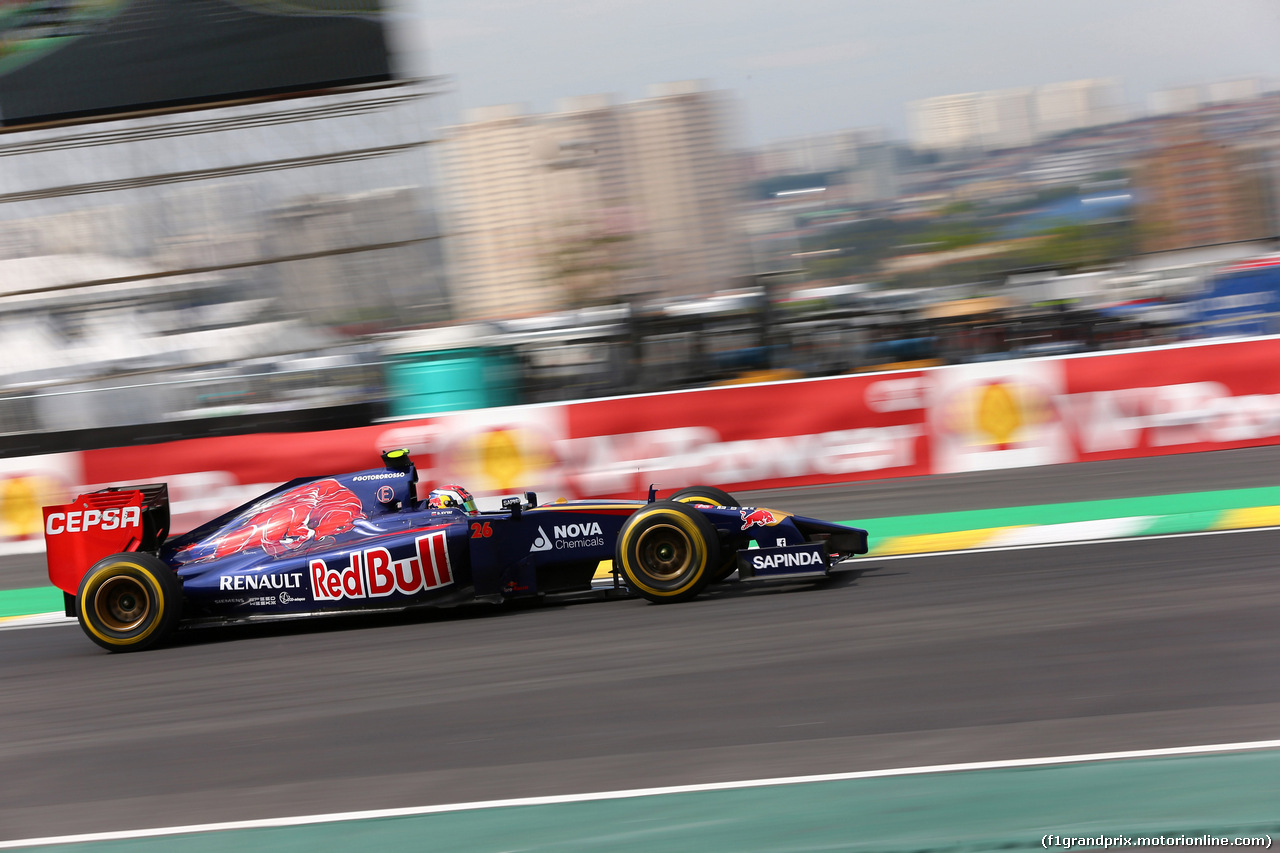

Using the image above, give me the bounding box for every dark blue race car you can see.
[43,450,869,652]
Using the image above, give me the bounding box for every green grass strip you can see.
[1140,510,1229,537]
[0,586,63,619]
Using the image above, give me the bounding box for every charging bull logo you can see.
[740,508,781,530]
[180,479,365,562]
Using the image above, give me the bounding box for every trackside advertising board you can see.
[6,337,1280,545]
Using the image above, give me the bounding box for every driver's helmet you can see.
[426,484,478,515]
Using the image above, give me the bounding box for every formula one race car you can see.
[43,450,868,652]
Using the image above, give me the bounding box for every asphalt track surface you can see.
[2,523,1279,842]
[2,447,1279,844]
[740,443,1280,522]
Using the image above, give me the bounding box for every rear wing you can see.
[43,484,170,595]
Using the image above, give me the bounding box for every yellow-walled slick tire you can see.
[616,501,721,604]
[668,485,738,508]
[76,553,182,653]
[668,486,739,581]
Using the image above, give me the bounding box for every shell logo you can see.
[455,427,557,493]
[1,475,68,538]
[942,379,1056,450]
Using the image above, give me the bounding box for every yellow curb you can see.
[1211,505,1280,530]
[870,526,1029,557]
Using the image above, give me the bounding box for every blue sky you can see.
[387,0,1280,144]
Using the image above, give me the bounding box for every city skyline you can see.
[389,0,1280,145]
[439,84,743,319]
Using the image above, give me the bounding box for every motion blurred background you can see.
[2,0,1280,455]
[5,8,1280,846]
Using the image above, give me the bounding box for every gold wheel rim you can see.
[636,523,693,581]
[93,575,151,632]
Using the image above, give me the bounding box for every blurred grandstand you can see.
[6,242,1278,458]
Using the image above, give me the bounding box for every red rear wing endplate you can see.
[43,484,170,594]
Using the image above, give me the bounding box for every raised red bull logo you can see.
[739,508,781,530]
[310,532,452,601]
[181,479,365,562]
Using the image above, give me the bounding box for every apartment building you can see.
[1137,120,1269,252]
[910,78,1124,152]
[438,83,744,321]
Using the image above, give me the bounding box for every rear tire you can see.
[76,553,182,653]
[616,501,721,604]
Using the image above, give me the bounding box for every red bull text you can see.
[310,532,452,601]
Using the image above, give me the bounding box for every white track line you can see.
[3,738,1279,848]
[984,516,1154,548]
[0,613,72,631]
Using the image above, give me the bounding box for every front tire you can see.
[616,501,721,604]
[668,486,740,582]
[76,553,182,652]
[668,485,738,508]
